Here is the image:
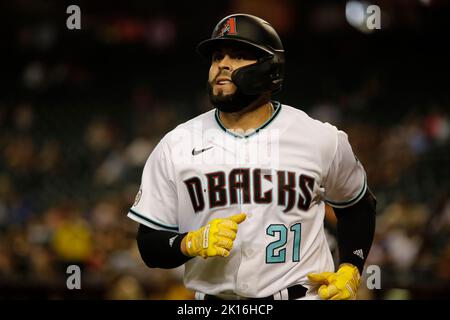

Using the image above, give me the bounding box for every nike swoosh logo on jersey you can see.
[192,146,214,156]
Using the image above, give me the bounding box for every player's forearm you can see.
[137,224,191,269]
[333,188,376,273]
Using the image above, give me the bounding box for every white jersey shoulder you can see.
[127,108,217,232]
[278,104,338,148]
[164,109,217,142]
[274,104,366,207]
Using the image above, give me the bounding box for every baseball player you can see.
[128,14,376,300]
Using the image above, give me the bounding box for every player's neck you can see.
[218,101,274,135]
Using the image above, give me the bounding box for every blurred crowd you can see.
[0,101,193,299]
[1,0,449,299]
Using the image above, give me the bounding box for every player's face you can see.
[208,46,258,97]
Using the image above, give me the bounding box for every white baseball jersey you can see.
[128,101,367,298]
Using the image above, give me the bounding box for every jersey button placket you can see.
[236,138,249,296]
[243,138,251,218]
[244,138,250,164]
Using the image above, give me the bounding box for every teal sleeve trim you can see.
[128,208,179,231]
[326,174,367,209]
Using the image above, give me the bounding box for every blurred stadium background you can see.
[0,0,449,299]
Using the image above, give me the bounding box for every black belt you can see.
[204,284,307,300]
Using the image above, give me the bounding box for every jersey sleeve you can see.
[323,130,367,208]
[127,139,179,232]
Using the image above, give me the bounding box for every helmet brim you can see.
[196,37,276,60]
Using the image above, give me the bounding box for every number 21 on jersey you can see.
[266,223,301,263]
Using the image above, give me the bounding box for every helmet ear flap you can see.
[231,55,283,95]
[270,53,285,94]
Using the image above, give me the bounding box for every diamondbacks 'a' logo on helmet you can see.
[218,17,237,37]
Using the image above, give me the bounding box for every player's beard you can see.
[207,81,263,113]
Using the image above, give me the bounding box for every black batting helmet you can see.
[197,14,285,95]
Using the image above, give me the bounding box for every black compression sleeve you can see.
[136,224,192,269]
[333,188,376,274]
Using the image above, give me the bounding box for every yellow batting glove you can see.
[185,213,246,258]
[307,263,361,300]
